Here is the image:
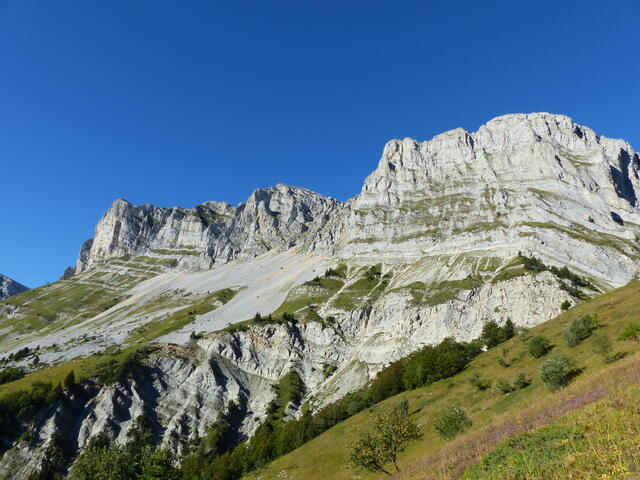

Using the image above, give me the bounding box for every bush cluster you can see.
[468,372,491,391]
[0,380,65,440]
[480,320,516,349]
[495,372,531,394]
[68,414,178,480]
[0,366,25,385]
[520,254,594,290]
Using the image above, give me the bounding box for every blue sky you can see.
[2,0,639,287]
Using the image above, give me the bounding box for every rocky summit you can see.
[1,112,640,478]
[0,274,29,300]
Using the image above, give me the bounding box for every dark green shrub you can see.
[591,332,612,358]
[322,364,338,378]
[519,254,594,290]
[497,348,512,368]
[513,372,531,389]
[480,320,515,349]
[401,337,478,390]
[480,321,502,349]
[468,372,491,391]
[559,281,589,300]
[560,300,572,311]
[0,366,25,385]
[9,347,31,361]
[564,314,598,347]
[539,353,579,392]
[495,379,515,395]
[364,264,382,281]
[433,406,472,440]
[521,254,546,272]
[502,319,516,340]
[618,323,640,344]
[528,336,552,358]
[281,312,296,323]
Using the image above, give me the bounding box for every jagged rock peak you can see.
[0,274,29,300]
[360,111,639,202]
[75,185,342,273]
[377,112,632,173]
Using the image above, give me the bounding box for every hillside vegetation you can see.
[247,280,640,480]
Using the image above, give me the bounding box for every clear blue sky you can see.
[2,1,639,288]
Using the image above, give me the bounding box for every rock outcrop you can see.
[311,113,640,288]
[0,274,28,300]
[75,184,341,273]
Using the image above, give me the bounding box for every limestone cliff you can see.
[311,113,640,288]
[2,112,640,478]
[75,184,341,273]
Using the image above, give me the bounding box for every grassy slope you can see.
[247,280,640,480]
[0,259,161,352]
[0,287,237,399]
[461,370,640,479]
[0,344,151,397]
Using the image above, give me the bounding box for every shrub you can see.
[364,264,382,281]
[618,323,640,344]
[497,348,512,368]
[591,332,612,358]
[468,372,491,391]
[539,353,578,392]
[513,372,531,389]
[433,406,472,440]
[322,364,338,379]
[559,281,589,300]
[528,336,552,358]
[563,314,598,347]
[560,300,572,311]
[495,379,515,395]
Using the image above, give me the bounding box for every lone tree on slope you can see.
[347,399,421,475]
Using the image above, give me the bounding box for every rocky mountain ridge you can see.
[2,112,640,478]
[75,113,640,289]
[75,184,341,273]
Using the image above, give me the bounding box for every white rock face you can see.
[311,113,640,288]
[0,274,28,300]
[75,184,341,273]
[3,112,640,478]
